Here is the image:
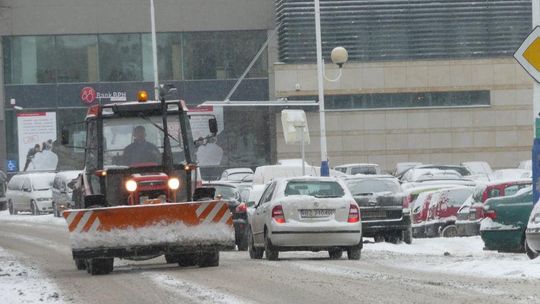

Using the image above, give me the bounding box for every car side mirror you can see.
[61,129,70,145]
[209,118,218,135]
[22,186,31,192]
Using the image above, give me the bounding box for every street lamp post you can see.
[314,0,348,176]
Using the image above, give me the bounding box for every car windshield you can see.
[284,181,345,198]
[212,185,239,200]
[32,176,53,191]
[227,172,254,182]
[346,179,400,195]
[102,115,185,167]
[351,166,377,175]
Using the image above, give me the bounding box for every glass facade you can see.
[288,91,490,110]
[2,30,268,84]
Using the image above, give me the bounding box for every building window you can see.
[288,91,490,110]
[99,34,143,82]
[183,30,267,80]
[142,33,183,81]
[55,35,98,83]
[3,36,56,84]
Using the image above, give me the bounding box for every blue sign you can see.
[6,160,18,172]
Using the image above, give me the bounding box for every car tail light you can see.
[348,204,360,223]
[272,205,286,223]
[402,195,411,209]
[484,209,497,220]
[235,202,247,213]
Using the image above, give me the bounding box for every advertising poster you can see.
[188,106,224,166]
[17,112,58,172]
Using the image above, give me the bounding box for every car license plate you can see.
[300,209,335,218]
[362,210,386,219]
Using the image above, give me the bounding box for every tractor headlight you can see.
[125,180,138,192]
[168,177,180,190]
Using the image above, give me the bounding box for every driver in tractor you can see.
[122,125,161,166]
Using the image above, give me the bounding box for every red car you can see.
[411,191,435,238]
[456,179,531,236]
[424,186,474,237]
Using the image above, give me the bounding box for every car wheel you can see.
[374,235,385,243]
[88,258,114,275]
[347,246,361,260]
[8,200,16,215]
[164,254,178,264]
[178,254,199,267]
[237,230,249,251]
[248,227,264,259]
[31,200,39,215]
[403,226,413,244]
[328,248,343,260]
[526,239,539,260]
[264,233,279,261]
[441,225,458,238]
[198,251,219,267]
[74,258,87,270]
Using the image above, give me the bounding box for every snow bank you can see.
[70,221,234,249]
[0,247,67,304]
[365,236,540,279]
[0,210,67,227]
[149,274,252,304]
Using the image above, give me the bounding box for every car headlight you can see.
[125,180,137,192]
[168,177,180,190]
[36,198,50,202]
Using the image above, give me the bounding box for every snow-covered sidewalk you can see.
[365,236,540,279]
[0,210,67,227]
[0,247,66,304]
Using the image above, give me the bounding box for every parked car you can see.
[518,160,532,170]
[6,172,56,215]
[407,185,462,237]
[344,175,411,244]
[490,169,531,181]
[455,179,532,236]
[247,177,362,260]
[196,182,249,250]
[253,165,344,185]
[399,164,472,182]
[424,186,474,237]
[480,187,533,252]
[0,171,7,210]
[334,163,381,175]
[52,171,81,217]
[220,168,254,183]
[400,171,476,191]
[392,162,422,179]
[461,161,493,176]
[400,168,464,184]
[525,201,540,259]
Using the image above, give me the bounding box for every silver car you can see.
[247,177,362,261]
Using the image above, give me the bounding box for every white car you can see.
[6,172,56,215]
[334,163,381,175]
[247,177,362,260]
[220,168,254,183]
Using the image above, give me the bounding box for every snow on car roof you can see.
[335,163,379,168]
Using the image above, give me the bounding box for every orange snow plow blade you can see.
[63,201,235,259]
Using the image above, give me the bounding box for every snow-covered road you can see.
[0,210,539,304]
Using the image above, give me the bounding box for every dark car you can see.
[480,187,533,253]
[344,176,411,244]
[199,182,249,251]
[0,171,7,210]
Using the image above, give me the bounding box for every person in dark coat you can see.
[122,126,161,166]
[23,144,41,171]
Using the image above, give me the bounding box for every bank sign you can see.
[80,86,127,104]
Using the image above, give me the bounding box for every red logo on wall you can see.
[80,87,97,104]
